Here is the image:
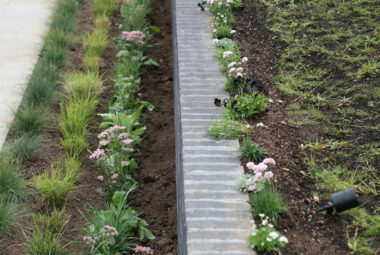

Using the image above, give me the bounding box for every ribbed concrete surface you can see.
[174,1,254,254]
[0,0,54,148]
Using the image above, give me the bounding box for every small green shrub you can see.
[212,25,233,39]
[83,191,154,254]
[206,118,251,140]
[226,93,268,119]
[249,184,289,223]
[54,157,81,184]
[12,106,47,135]
[61,135,88,158]
[239,139,266,162]
[43,44,66,68]
[33,169,74,209]
[10,135,42,162]
[94,15,111,35]
[23,217,67,255]
[0,200,23,234]
[63,72,103,101]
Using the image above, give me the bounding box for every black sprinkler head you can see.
[316,188,359,214]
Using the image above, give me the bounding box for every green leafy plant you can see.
[239,139,266,162]
[212,25,233,38]
[248,214,288,252]
[34,209,70,235]
[226,93,268,119]
[82,29,109,58]
[83,191,154,254]
[43,44,66,68]
[206,118,252,140]
[92,0,118,17]
[249,184,289,223]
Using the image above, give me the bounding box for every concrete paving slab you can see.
[0,0,55,148]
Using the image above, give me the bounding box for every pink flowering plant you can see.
[238,158,276,193]
[134,246,155,255]
[83,191,154,254]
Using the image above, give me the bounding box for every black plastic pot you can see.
[316,188,359,214]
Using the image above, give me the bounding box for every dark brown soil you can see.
[234,1,351,254]
[128,0,178,253]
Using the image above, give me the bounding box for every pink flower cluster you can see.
[227,57,248,78]
[100,225,119,237]
[246,158,276,191]
[98,126,126,139]
[89,148,105,159]
[83,235,97,245]
[134,246,154,255]
[223,51,233,59]
[121,30,146,46]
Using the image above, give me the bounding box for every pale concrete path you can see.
[173,0,255,254]
[0,0,55,148]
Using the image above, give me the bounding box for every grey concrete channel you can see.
[172,0,255,254]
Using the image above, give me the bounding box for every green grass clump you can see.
[33,169,74,209]
[239,139,266,162]
[347,208,380,237]
[212,25,233,39]
[9,135,42,162]
[35,209,70,235]
[249,184,289,223]
[82,30,109,58]
[23,217,67,255]
[82,55,101,72]
[45,29,74,49]
[63,71,103,101]
[207,118,252,140]
[43,44,66,68]
[92,0,118,17]
[12,106,47,135]
[94,15,111,35]
[0,200,23,234]
[50,13,76,34]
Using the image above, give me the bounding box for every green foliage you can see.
[82,55,101,72]
[43,44,66,68]
[248,216,288,252]
[33,168,75,209]
[24,62,58,106]
[63,71,103,102]
[92,0,118,18]
[120,0,151,31]
[346,208,380,237]
[212,25,233,39]
[34,209,70,235]
[346,228,374,255]
[83,191,154,254]
[239,139,266,162]
[23,217,68,255]
[12,106,47,135]
[249,184,289,223]
[9,135,42,162]
[226,93,268,118]
[0,155,28,201]
[82,29,109,58]
[207,118,252,140]
[45,28,74,48]
[0,200,23,234]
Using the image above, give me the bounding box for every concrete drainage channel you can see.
[172,0,254,254]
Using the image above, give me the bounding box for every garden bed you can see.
[0,0,177,254]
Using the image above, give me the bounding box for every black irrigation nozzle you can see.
[197,1,206,11]
[316,188,359,214]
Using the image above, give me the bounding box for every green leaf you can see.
[149,26,161,33]
[143,58,160,67]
